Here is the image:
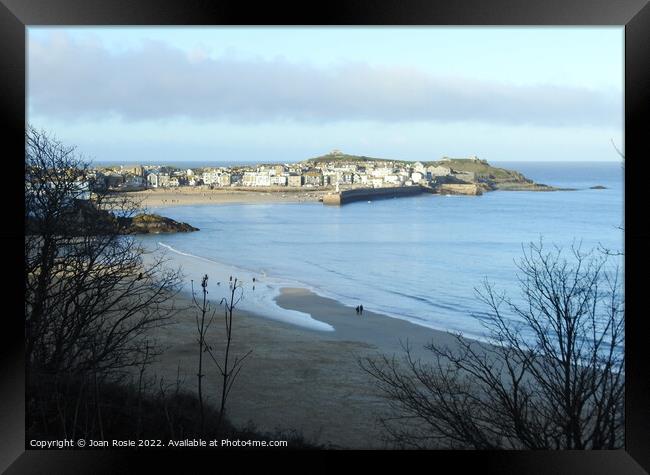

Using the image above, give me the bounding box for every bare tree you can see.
[610,138,625,161]
[360,241,624,449]
[191,274,215,434]
[25,126,182,437]
[191,274,252,434]
[599,140,624,257]
[211,276,253,430]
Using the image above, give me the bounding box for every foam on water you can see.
[155,243,470,338]
[153,242,334,332]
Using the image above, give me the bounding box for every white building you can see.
[413,162,426,173]
[202,171,221,185]
[357,174,369,185]
[371,167,393,178]
[271,175,287,186]
[147,173,159,188]
[384,174,402,185]
[254,173,271,187]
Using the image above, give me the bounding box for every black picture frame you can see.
[2,0,648,472]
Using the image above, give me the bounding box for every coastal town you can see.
[85,150,548,199]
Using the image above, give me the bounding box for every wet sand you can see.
[149,287,480,448]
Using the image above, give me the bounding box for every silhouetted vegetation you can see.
[191,274,253,436]
[360,241,624,449]
[25,127,183,441]
[28,371,318,448]
[25,127,306,448]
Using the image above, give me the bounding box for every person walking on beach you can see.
[359,305,364,315]
[355,305,360,315]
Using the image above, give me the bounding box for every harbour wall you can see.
[322,186,425,205]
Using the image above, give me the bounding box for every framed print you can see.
[2,0,649,472]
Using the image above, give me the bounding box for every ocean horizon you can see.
[94,159,623,169]
[138,161,624,342]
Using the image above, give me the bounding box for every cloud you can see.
[28,32,621,127]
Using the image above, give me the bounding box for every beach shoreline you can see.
[148,285,483,448]
[123,187,330,208]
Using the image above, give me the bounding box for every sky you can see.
[27,27,624,163]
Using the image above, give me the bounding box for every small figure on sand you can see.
[359,305,364,315]
[355,305,360,315]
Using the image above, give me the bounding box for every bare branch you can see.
[360,241,624,449]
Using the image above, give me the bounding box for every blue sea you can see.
[138,161,624,339]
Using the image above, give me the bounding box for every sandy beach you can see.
[124,187,331,209]
[149,286,479,449]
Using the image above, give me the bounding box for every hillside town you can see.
[86,150,492,193]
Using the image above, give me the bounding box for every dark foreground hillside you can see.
[27,375,321,449]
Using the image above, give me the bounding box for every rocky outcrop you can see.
[428,158,568,192]
[26,199,199,236]
[117,214,199,234]
[438,183,483,196]
[493,182,559,191]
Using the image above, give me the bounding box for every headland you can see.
[94,152,568,210]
